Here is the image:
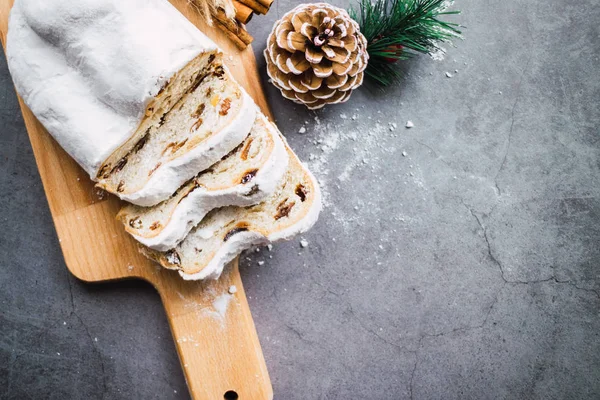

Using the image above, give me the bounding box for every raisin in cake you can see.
[142,147,322,280]
[6,0,256,206]
[117,113,289,251]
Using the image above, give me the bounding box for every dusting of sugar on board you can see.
[212,294,232,318]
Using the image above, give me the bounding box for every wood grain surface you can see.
[0,1,273,399]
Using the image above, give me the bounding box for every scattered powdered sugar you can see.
[298,110,426,231]
[429,46,447,61]
[441,0,455,11]
[425,1,459,62]
[304,115,340,206]
[300,239,309,248]
[175,287,234,327]
[320,131,341,153]
[326,121,390,186]
[94,188,107,200]
[212,293,232,318]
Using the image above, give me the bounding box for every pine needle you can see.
[349,0,463,86]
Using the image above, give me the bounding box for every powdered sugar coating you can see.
[6,0,218,177]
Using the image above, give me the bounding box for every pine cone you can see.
[264,3,368,110]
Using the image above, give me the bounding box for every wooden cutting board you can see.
[0,1,273,399]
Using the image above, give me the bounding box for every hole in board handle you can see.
[224,390,239,400]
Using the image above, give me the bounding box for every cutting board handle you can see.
[151,260,273,400]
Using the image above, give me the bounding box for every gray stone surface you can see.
[1,0,599,398]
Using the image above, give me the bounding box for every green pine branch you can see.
[349,0,463,86]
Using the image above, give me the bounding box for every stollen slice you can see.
[142,147,322,280]
[117,113,289,251]
[95,65,257,206]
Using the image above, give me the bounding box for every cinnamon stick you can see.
[237,0,268,15]
[215,9,253,44]
[213,9,254,49]
[215,21,248,49]
[232,0,253,24]
[256,0,274,9]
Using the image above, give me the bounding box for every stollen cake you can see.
[143,148,321,280]
[7,0,322,281]
[6,0,256,206]
[117,113,289,251]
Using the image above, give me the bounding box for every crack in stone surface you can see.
[307,273,342,299]
[493,54,533,195]
[408,348,419,400]
[408,272,599,397]
[283,323,312,343]
[426,284,505,339]
[347,304,409,353]
[568,283,600,299]
[4,331,18,398]
[408,282,505,399]
[413,139,452,168]
[460,201,600,298]
[459,200,509,282]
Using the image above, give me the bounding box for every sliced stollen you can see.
[95,65,257,206]
[7,0,256,206]
[117,114,289,251]
[142,148,322,280]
